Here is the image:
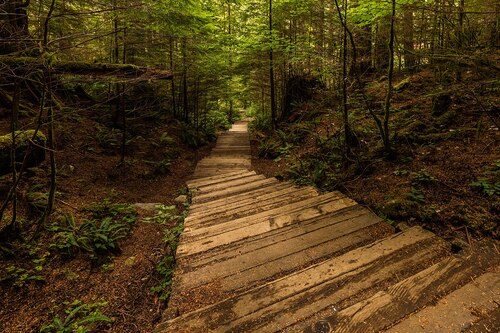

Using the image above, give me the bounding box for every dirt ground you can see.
[0,106,213,332]
[251,68,499,244]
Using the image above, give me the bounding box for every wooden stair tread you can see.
[302,247,499,333]
[177,193,357,257]
[157,227,449,332]
[185,187,319,228]
[171,214,392,311]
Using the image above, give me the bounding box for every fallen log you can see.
[0,56,173,80]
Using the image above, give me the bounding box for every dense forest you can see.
[0,0,498,332]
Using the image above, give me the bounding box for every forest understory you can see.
[252,64,499,244]
[0,89,217,332]
[1,0,499,332]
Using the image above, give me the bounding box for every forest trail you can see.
[155,121,499,333]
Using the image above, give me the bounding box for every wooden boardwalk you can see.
[156,121,499,333]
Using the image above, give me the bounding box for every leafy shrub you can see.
[250,111,273,133]
[471,160,500,197]
[411,169,437,185]
[40,300,112,333]
[406,187,425,203]
[48,202,136,257]
[159,133,176,146]
[151,256,175,301]
[471,179,500,197]
[83,200,137,225]
[142,205,181,225]
[258,138,282,159]
[0,265,45,288]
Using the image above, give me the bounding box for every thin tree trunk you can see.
[182,37,189,122]
[269,0,277,129]
[383,0,396,154]
[169,36,177,117]
[9,78,20,230]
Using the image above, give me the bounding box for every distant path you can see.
[156,121,499,333]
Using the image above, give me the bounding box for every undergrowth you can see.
[47,201,137,258]
[145,201,189,302]
[40,299,112,333]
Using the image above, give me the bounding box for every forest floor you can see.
[0,104,214,332]
[0,65,498,333]
[251,66,499,246]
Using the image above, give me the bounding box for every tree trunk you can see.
[383,0,396,154]
[169,35,177,117]
[403,7,415,70]
[269,0,277,129]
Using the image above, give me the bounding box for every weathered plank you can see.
[186,170,256,189]
[157,227,448,332]
[175,214,389,298]
[193,174,266,193]
[188,182,295,215]
[188,184,314,219]
[185,187,318,228]
[180,192,354,246]
[192,178,280,203]
[302,250,499,333]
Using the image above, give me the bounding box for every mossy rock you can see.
[0,130,46,175]
[380,199,420,220]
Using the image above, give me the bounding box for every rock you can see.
[175,195,188,204]
[0,130,46,175]
[134,203,161,211]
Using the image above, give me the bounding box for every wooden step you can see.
[179,193,356,256]
[171,209,393,312]
[156,227,449,332]
[184,191,352,237]
[192,177,280,204]
[193,174,267,194]
[187,170,256,189]
[181,205,372,268]
[185,187,319,228]
[188,182,295,214]
[192,167,249,179]
[188,183,312,218]
[302,247,499,333]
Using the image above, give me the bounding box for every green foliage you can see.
[406,187,425,203]
[393,168,409,176]
[150,255,175,302]
[411,169,437,185]
[471,160,500,197]
[287,157,339,190]
[160,133,177,146]
[471,179,500,197]
[144,158,172,175]
[48,202,136,257]
[39,300,112,333]
[258,138,282,159]
[92,125,135,155]
[163,222,185,254]
[0,265,45,288]
[149,202,187,302]
[250,111,273,133]
[83,200,137,225]
[142,205,181,225]
[27,191,49,212]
